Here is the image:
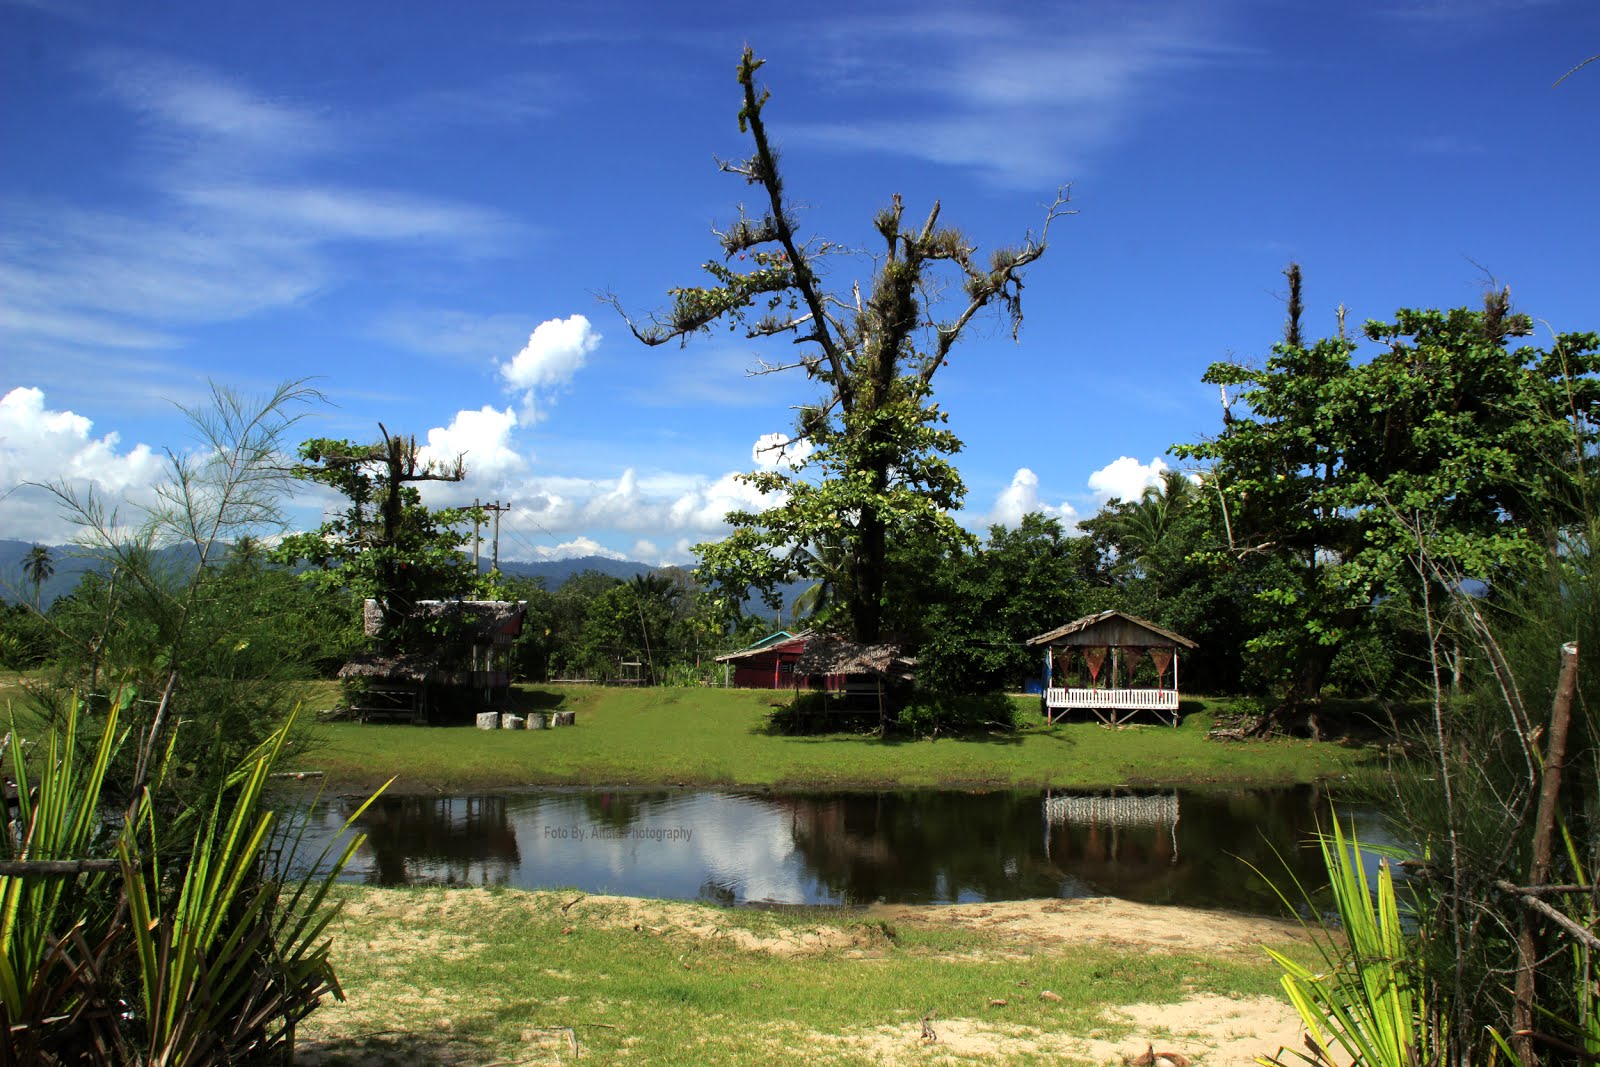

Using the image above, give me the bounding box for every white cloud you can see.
[372,308,533,363]
[1087,455,1170,503]
[523,536,625,562]
[985,467,1078,528]
[417,405,524,482]
[89,48,333,157]
[469,461,782,565]
[1,51,516,373]
[498,314,602,421]
[752,432,813,470]
[793,8,1228,185]
[176,184,506,247]
[0,386,166,542]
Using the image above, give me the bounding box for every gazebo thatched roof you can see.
[793,637,915,680]
[362,599,527,640]
[1026,610,1197,650]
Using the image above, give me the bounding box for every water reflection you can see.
[291,785,1393,913]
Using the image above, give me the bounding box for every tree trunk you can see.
[852,507,886,644]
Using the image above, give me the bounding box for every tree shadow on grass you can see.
[502,687,568,712]
[297,1029,505,1066]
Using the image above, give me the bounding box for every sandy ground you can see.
[852,897,1325,1066]
[302,890,1332,1066]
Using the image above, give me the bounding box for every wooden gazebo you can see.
[1026,610,1197,726]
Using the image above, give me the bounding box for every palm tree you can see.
[23,544,54,603]
[1103,470,1194,580]
[790,536,851,626]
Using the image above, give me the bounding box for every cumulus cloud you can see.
[1087,456,1170,503]
[480,462,785,564]
[986,467,1079,528]
[498,314,601,420]
[417,405,525,484]
[0,386,166,542]
[752,432,813,470]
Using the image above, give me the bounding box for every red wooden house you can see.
[715,630,816,689]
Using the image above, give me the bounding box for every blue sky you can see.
[3,0,1597,564]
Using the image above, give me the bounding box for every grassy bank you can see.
[298,885,1319,1066]
[305,684,1371,792]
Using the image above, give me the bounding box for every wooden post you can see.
[1512,640,1579,1067]
[1172,648,1180,726]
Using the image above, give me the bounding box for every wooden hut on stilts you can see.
[1026,610,1197,726]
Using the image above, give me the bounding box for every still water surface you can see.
[293,785,1397,913]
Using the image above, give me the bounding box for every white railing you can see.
[1045,687,1177,711]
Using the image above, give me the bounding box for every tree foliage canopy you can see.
[1174,270,1600,704]
[272,430,486,650]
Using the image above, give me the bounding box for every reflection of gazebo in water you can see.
[1027,610,1197,726]
[1042,790,1181,875]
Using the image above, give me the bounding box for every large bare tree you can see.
[610,48,1070,643]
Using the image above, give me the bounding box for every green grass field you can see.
[303,684,1370,792]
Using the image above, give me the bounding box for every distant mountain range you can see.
[492,554,657,587]
[0,541,792,619]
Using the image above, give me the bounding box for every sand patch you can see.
[801,993,1314,1066]
[559,893,873,956]
[866,896,1311,957]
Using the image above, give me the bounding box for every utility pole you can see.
[472,498,482,574]
[482,501,512,573]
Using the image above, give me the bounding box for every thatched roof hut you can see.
[1025,610,1196,726]
[793,638,916,683]
[362,599,527,642]
[338,601,529,722]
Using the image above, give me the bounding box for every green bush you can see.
[896,690,1020,735]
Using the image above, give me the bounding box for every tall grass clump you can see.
[2,693,385,1063]
[1256,818,1445,1066]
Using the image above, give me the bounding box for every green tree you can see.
[788,534,850,629]
[1173,268,1600,715]
[36,380,321,799]
[610,48,1069,644]
[1082,477,1258,694]
[546,569,625,678]
[917,514,1103,695]
[272,429,485,652]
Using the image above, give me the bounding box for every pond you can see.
[289,784,1400,914]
